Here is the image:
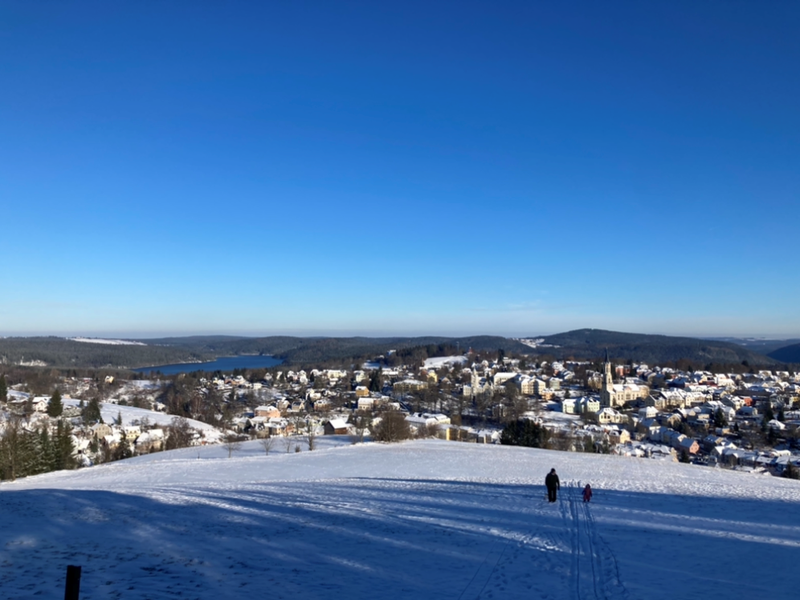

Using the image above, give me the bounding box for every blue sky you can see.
[1,1,798,338]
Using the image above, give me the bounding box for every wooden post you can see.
[65,565,81,600]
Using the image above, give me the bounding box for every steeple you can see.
[601,348,615,407]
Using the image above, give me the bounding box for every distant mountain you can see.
[0,336,211,370]
[141,335,534,365]
[768,342,800,364]
[0,335,533,369]
[538,328,777,366]
[705,337,800,356]
[0,330,782,370]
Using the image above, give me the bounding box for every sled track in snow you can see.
[563,480,629,600]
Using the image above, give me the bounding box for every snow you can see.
[423,355,467,368]
[63,399,217,433]
[2,439,799,599]
[69,337,147,346]
[63,399,223,443]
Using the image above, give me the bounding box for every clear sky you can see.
[1,1,798,339]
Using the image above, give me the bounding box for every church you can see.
[600,350,649,407]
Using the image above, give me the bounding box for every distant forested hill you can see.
[539,329,777,366]
[0,335,533,369]
[0,337,211,370]
[0,330,781,370]
[768,342,800,364]
[707,337,800,356]
[142,335,533,365]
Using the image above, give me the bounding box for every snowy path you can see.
[561,480,627,600]
[2,440,800,599]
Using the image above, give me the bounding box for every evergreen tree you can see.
[47,389,63,418]
[762,403,775,424]
[369,368,383,392]
[16,430,41,478]
[38,427,56,474]
[112,440,133,462]
[713,408,728,428]
[0,416,23,480]
[82,397,103,424]
[53,421,76,471]
[0,374,7,403]
[500,419,550,448]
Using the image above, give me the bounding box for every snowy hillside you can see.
[2,440,799,599]
[62,399,220,435]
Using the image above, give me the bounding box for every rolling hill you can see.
[0,330,780,370]
[539,328,777,366]
[768,342,800,364]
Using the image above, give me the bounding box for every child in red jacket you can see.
[583,484,593,503]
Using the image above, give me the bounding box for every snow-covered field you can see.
[2,439,799,599]
[423,355,467,369]
[69,338,146,346]
[62,400,219,434]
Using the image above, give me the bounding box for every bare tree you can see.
[352,410,372,444]
[165,417,193,450]
[258,436,275,455]
[223,434,243,458]
[293,416,318,452]
[306,419,318,451]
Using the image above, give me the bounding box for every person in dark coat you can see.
[545,468,560,502]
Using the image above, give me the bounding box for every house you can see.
[533,379,549,396]
[607,428,630,445]
[678,437,700,455]
[357,397,376,410]
[639,406,658,420]
[325,369,348,382]
[405,413,451,435]
[266,418,294,437]
[135,429,164,453]
[231,417,250,432]
[255,405,281,419]
[395,379,429,392]
[595,407,624,424]
[313,398,332,412]
[493,372,517,386]
[520,376,536,396]
[355,386,370,398]
[92,423,113,439]
[561,398,577,414]
[122,426,141,441]
[576,397,600,414]
[323,419,350,435]
[288,400,307,413]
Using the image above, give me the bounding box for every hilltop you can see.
[539,328,777,366]
[768,341,800,364]
[1,440,798,599]
[0,330,781,370]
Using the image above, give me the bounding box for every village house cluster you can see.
[1,350,799,477]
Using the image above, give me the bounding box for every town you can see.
[1,347,799,482]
